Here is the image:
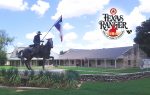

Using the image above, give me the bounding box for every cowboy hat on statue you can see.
[37,31,42,35]
[46,38,53,48]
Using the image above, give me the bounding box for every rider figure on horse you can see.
[45,38,53,58]
[32,31,43,55]
[18,31,54,70]
[46,38,53,48]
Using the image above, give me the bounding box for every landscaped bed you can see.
[0,68,80,89]
[0,66,150,85]
[0,77,150,95]
[0,66,150,95]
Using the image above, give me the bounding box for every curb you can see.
[0,85,49,90]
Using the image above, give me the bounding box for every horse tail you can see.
[17,50,23,58]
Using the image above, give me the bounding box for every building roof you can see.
[8,46,133,60]
[59,46,132,60]
[8,47,59,60]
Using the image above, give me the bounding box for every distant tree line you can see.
[0,30,14,65]
[134,18,150,57]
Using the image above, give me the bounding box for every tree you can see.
[0,30,14,65]
[134,18,150,57]
[0,50,7,65]
[60,50,67,55]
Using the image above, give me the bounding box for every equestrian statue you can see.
[17,31,54,70]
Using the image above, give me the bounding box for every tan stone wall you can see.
[116,59,123,68]
[122,44,147,68]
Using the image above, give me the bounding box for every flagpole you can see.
[54,15,62,25]
[42,15,62,41]
[41,24,54,41]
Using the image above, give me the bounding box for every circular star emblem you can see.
[110,8,117,15]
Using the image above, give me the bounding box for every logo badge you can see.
[99,8,132,39]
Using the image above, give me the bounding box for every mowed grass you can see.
[0,66,51,70]
[0,66,150,74]
[57,66,150,74]
[0,77,150,95]
[0,66,16,69]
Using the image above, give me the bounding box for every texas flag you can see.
[54,15,63,42]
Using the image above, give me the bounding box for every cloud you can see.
[31,0,50,16]
[54,29,134,53]
[63,23,74,30]
[83,30,100,41]
[26,32,36,40]
[54,30,134,53]
[54,0,150,54]
[125,0,150,29]
[83,8,142,49]
[64,32,78,42]
[54,7,139,53]
[52,0,110,19]
[41,32,55,39]
[138,0,150,13]
[17,42,24,46]
[58,3,148,52]
[7,46,15,53]
[26,31,55,40]
[82,28,134,49]
[126,7,146,29]
[0,0,28,11]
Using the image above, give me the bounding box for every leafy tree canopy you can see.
[0,30,14,65]
[134,18,150,57]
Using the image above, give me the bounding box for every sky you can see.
[0,0,149,53]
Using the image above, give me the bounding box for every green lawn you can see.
[0,77,150,95]
[57,66,150,74]
[0,66,47,70]
[0,66,16,69]
[0,66,150,74]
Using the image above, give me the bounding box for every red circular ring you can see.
[110,8,117,15]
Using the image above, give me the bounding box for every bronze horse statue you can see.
[17,39,54,70]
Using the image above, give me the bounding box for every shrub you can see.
[0,68,21,86]
[8,69,21,86]
[21,70,29,86]
[36,71,53,87]
[27,70,37,87]
[51,72,65,88]
[24,70,29,76]
[63,70,80,88]
[0,68,6,76]
[0,68,6,83]
[0,69,80,88]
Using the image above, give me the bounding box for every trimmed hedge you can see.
[0,68,80,88]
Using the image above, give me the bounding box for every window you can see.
[110,60,114,66]
[128,60,131,65]
[97,60,101,65]
[134,47,137,55]
[89,63,92,67]
[71,60,74,64]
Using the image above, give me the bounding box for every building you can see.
[58,45,146,68]
[7,44,147,68]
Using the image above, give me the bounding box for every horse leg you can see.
[24,60,30,70]
[21,57,24,65]
[21,57,30,70]
[27,58,33,70]
[23,58,32,70]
